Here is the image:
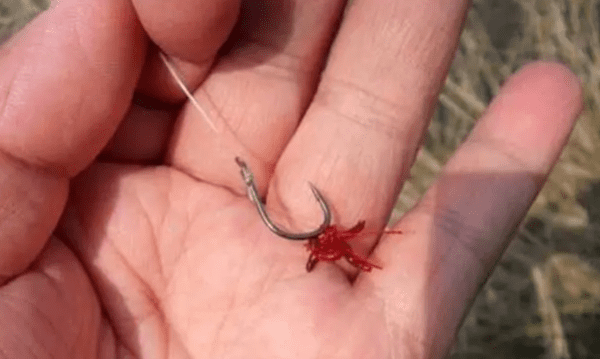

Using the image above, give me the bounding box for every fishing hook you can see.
[235,157,331,240]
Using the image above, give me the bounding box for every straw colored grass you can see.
[0,0,48,43]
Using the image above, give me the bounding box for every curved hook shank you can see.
[235,157,331,240]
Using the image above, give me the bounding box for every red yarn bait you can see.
[234,157,402,273]
[304,221,402,272]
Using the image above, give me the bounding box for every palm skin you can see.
[0,0,583,358]
[57,163,398,358]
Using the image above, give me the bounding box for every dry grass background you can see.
[1,0,599,358]
[0,0,47,43]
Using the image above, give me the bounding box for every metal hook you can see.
[235,157,331,240]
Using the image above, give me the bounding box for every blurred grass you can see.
[0,0,48,44]
[1,0,599,358]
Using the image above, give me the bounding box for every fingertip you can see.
[471,61,584,171]
[132,0,241,63]
[133,0,242,102]
[503,61,584,119]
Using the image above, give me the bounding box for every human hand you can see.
[0,0,583,358]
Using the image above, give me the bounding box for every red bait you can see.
[305,221,402,272]
[235,157,401,273]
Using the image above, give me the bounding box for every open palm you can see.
[0,0,582,358]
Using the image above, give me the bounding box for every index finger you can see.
[0,0,145,282]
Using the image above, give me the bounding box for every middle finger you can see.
[167,0,349,192]
[272,0,471,271]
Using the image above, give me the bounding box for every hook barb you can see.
[235,157,331,240]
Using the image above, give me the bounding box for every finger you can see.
[102,94,177,162]
[0,154,67,284]
[0,0,145,175]
[368,63,583,357]
[0,237,100,357]
[168,0,348,193]
[271,1,470,261]
[0,0,145,282]
[132,0,241,102]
